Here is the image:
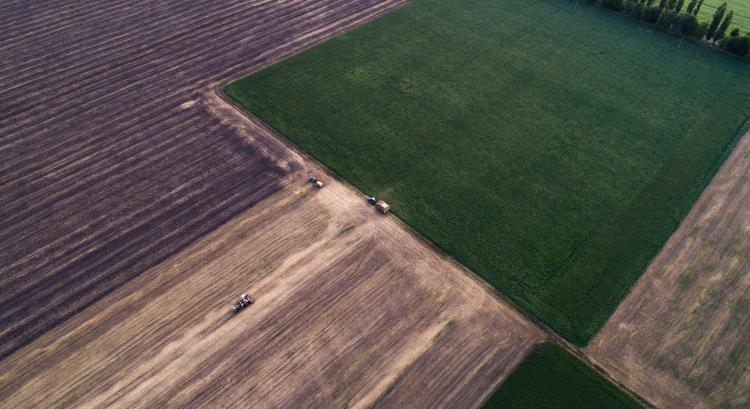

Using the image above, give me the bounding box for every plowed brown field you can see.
[587,130,750,409]
[0,0,407,359]
[0,94,543,407]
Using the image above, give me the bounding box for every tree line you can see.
[590,0,750,58]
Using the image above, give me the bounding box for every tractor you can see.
[232,294,254,313]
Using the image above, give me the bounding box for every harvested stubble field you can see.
[0,96,544,407]
[587,128,750,409]
[0,0,408,359]
[227,0,750,344]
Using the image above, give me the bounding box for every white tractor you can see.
[232,294,254,313]
[308,175,324,188]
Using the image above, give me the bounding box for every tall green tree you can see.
[635,1,648,18]
[706,2,727,40]
[693,0,704,15]
[718,25,739,47]
[686,0,697,14]
[678,12,699,36]
[659,0,668,9]
[625,0,639,15]
[696,21,710,37]
[714,10,733,40]
[603,0,625,11]
[725,34,750,56]
[675,0,685,13]
[660,9,678,29]
[647,5,662,22]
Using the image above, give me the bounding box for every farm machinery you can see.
[232,294,254,313]
[308,175,325,188]
[367,195,391,214]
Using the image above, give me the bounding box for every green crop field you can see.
[227,0,750,344]
[698,0,750,32]
[482,342,643,409]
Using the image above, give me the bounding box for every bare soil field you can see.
[587,129,750,409]
[0,94,543,407]
[0,0,407,359]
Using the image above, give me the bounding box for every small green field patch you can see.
[482,342,643,409]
